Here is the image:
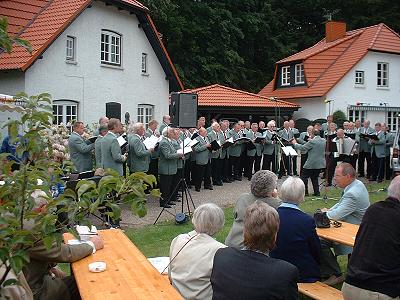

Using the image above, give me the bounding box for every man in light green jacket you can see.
[100,118,127,176]
[68,121,95,172]
[127,122,153,173]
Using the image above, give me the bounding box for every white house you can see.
[259,21,400,132]
[0,0,183,129]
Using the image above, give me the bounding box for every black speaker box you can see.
[106,102,121,120]
[170,93,198,128]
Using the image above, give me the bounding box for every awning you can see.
[348,105,400,111]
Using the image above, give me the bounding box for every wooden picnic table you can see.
[316,221,359,247]
[63,229,182,300]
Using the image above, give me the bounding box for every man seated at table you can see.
[320,163,370,286]
[211,201,299,300]
[169,203,226,300]
[342,175,400,300]
[23,190,104,300]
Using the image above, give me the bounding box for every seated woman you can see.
[270,177,321,283]
[225,170,281,248]
[169,203,226,300]
[211,201,299,300]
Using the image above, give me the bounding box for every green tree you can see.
[0,17,31,54]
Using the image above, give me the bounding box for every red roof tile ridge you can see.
[278,31,362,64]
[308,33,362,89]
[186,83,299,107]
[368,23,384,49]
[13,0,52,38]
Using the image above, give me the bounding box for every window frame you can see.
[137,104,154,128]
[348,109,366,123]
[281,66,291,86]
[387,110,400,132]
[355,70,364,85]
[377,62,388,87]
[141,53,148,74]
[52,100,78,125]
[294,63,304,84]
[101,30,122,66]
[66,36,76,61]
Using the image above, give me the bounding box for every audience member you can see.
[169,203,226,300]
[342,175,400,300]
[320,163,370,285]
[225,170,281,248]
[270,177,321,283]
[23,190,104,300]
[68,121,95,173]
[211,201,299,300]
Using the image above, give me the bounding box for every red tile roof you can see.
[259,23,400,100]
[183,84,299,108]
[0,0,183,89]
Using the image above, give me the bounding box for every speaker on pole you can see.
[170,92,198,128]
[106,102,121,120]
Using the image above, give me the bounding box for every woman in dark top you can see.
[270,177,321,282]
[211,201,298,300]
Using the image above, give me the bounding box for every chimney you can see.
[325,21,346,43]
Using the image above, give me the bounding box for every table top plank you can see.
[298,282,344,300]
[316,221,359,247]
[63,229,182,300]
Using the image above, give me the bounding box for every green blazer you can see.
[246,130,262,157]
[94,136,103,168]
[158,138,180,175]
[385,132,395,156]
[369,131,386,158]
[194,136,211,165]
[297,132,311,145]
[68,132,94,172]
[171,139,184,169]
[101,132,125,176]
[24,241,93,300]
[159,123,169,136]
[278,128,294,141]
[208,130,222,159]
[262,130,276,155]
[128,134,151,172]
[294,136,326,169]
[359,127,374,152]
[228,130,242,157]
[219,130,229,159]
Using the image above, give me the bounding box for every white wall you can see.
[0,70,25,96]
[23,1,170,125]
[291,96,325,120]
[327,51,400,125]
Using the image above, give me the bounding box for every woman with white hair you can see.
[225,170,281,248]
[270,177,321,283]
[169,203,226,300]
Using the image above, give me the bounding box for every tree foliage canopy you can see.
[142,0,400,92]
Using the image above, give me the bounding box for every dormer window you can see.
[281,66,290,86]
[295,64,304,84]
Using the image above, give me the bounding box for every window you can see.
[137,104,153,128]
[52,101,78,125]
[387,111,400,132]
[348,110,366,123]
[141,53,148,74]
[66,36,76,61]
[377,62,388,87]
[281,66,290,86]
[355,70,364,85]
[295,64,304,84]
[101,30,121,65]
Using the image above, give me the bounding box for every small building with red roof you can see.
[183,83,299,124]
[0,0,183,127]
[259,21,400,131]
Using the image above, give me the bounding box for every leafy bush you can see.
[333,110,347,128]
[0,93,158,292]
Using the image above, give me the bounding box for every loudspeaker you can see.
[106,102,121,120]
[170,92,198,128]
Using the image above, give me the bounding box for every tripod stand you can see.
[154,138,196,225]
[312,149,339,203]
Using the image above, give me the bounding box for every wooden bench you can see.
[298,281,344,300]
